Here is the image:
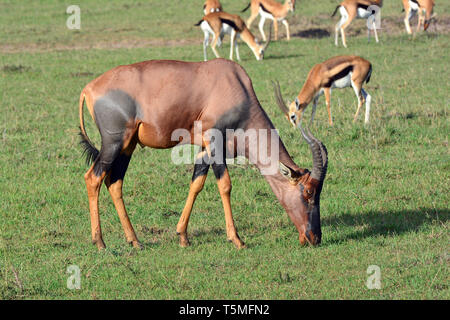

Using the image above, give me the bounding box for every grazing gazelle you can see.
[402,0,436,34]
[242,0,296,41]
[195,11,271,61]
[331,0,383,47]
[79,58,328,250]
[204,0,222,14]
[273,55,372,125]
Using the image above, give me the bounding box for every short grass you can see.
[0,0,448,299]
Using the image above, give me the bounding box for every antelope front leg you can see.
[212,164,245,249]
[351,81,365,122]
[324,87,333,125]
[273,20,279,41]
[211,34,221,59]
[282,20,290,41]
[404,9,413,34]
[229,29,236,60]
[176,152,210,247]
[258,17,267,42]
[361,88,371,124]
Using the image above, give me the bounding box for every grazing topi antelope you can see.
[79,58,328,250]
[331,0,383,48]
[273,55,372,126]
[242,0,296,41]
[204,0,223,14]
[402,0,436,35]
[195,11,271,61]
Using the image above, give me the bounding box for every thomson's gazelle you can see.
[274,56,373,125]
[196,12,271,61]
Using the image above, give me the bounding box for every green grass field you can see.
[0,0,448,299]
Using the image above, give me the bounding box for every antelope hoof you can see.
[229,236,246,249]
[93,238,106,250]
[129,239,143,249]
[178,233,190,247]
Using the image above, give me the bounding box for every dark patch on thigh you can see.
[92,90,141,176]
[213,102,250,134]
[324,66,353,88]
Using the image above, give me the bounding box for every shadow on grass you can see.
[323,208,449,244]
[265,53,304,60]
[292,28,331,39]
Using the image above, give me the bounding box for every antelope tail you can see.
[79,92,99,165]
[331,5,340,17]
[366,65,372,84]
[241,2,251,12]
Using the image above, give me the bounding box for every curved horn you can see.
[272,80,289,116]
[299,123,328,182]
[263,22,272,52]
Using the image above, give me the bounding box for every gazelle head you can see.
[248,24,272,61]
[273,80,327,245]
[288,0,296,12]
[273,80,307,127]
[424,12,437,31]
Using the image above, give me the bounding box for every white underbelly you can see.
[409,1,419,11]
[331,73,352,89]
[200,21,232,36]
[259,7,284,21]
[357,8,372,19]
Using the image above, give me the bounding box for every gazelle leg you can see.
[324,87,333,125]
[273,19,278,41]
[404,9,413,34]
[229,29,236,60]
[203,31,210,61]
[235,34,241,61]
[416,9,424,34]
[104,141,141,249]
[246,11,259,29]
[258,16,267,42]
[176,151,210,247]
[335,20,342,46]
[339,8,354,48]
[351,81,365,122]
[84,166,107,250]
[362,88,371,124]
[373,21,379,43]
[211,34,221,58]
[282,20,290,41]
[212,163,245,249]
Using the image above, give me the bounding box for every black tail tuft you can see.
[241,3,251,13]
[331,5,340,17]
[194,19,203,26]
[79,126,99,166]
[366,65,372,84]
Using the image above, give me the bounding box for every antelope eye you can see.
[306,189,313,196]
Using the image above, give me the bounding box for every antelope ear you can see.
[279,162,301,184]
[295,97,300,110]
